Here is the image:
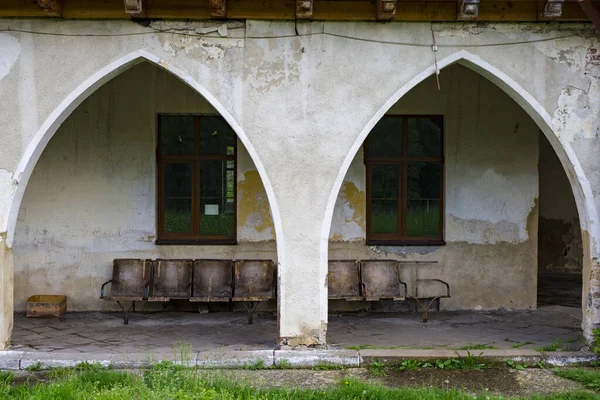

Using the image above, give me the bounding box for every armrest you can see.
[416,278,450,298]
[100,280,113,298]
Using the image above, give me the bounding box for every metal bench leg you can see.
[243,301,259,324]
[115,300,134,325]
[413,297,441,323]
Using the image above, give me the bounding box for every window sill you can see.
[366,239,446,246]
[156,239,237,246]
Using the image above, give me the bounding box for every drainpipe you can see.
[578,0,600,31]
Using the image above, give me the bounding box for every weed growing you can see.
[554,368,600,392]
[536,340,564,352]
[456,344,497,350]
[511,341,535,349]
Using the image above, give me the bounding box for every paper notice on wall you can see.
[205,204,219,215]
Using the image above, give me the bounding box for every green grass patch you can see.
[311,362,347,371]
[554,368,600,392]
[593,328,600,354]
[511,341,535,349]
[2,367,598,400]
[345,344,405,351]
[536,340,564,352]
[455,344,497,350]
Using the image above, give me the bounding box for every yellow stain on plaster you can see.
[238,170,275,237]
[342,181,366,230]
[330,233,343,242]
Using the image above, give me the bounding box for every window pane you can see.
[367,117,403,157]
[159,115,195,155]
[199,160,235,236]
[371,164,399,199]
[371,200,398,234]
[163,164,193,233]
[408,117,442,157]
[407,199,441,237]
[407,162,441,200]
[407,161,441,237]
[370,164,399,235]
[199,116,235,155]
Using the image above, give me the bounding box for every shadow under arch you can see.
[6,50,285,266]
[321,49,600,340]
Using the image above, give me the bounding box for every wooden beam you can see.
[578,0,600,29]
[0,0,598,22]
[457,0,479,19]
[209,0,227,18]
[377,0,398,20]
[36,0,62,17]
[296,0,313,19]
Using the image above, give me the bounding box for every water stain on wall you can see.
[237,170,275,239]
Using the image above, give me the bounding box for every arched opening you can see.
[538,136,583,309]
[325,59,592,349]
[10,60,280,352]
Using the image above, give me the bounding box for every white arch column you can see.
[0,239,13,350]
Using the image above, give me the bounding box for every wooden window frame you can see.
[156,113,237,245]
[365,115,445,246]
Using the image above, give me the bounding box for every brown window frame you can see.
[365,115,445,246]
[156,113,237,245]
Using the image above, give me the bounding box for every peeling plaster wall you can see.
[329,64,540,310]
[13,62,275,310]
[1,19,599,345]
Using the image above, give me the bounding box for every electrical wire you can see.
[0,25,592,48]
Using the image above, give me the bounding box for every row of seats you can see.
[100,259,276,324]
[101,258,450,325]
[328,260,451,322]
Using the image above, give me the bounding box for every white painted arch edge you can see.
[320,49,600,300]
[5,49,286,268]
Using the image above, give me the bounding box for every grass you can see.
[554,368,600,392]
[593,328,600,354]
[511,341,535,349]
[455,344,497,350]
[536,339,564,352]
[311,362,347,371]
[345,344,405,351]
[1,364,597,400]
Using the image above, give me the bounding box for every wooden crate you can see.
[26,295,67,317]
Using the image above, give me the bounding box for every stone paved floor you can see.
[10,305,583,354]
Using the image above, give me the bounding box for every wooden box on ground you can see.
[26,295,67,317]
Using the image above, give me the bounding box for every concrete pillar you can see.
[271,166,333,347]
[278,235,327,347]
[0,238,13,350]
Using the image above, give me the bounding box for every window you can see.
[157,114,236,244]
[365,115,444,245]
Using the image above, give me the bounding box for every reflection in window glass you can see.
[160,115,195,155]
[407,162,441,237]
[408,117,442,157]
[163,164,193,233]
[370,164,400,234]
[371,200,398,234]
[367,118,403,157]
[199,160,235,236]
[199,116,235,155]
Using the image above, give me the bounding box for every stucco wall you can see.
[14,63,539,311]
[538,132,583,273]
[330,64,539,310]
[13,62,276,310]
[1,19,598,346]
